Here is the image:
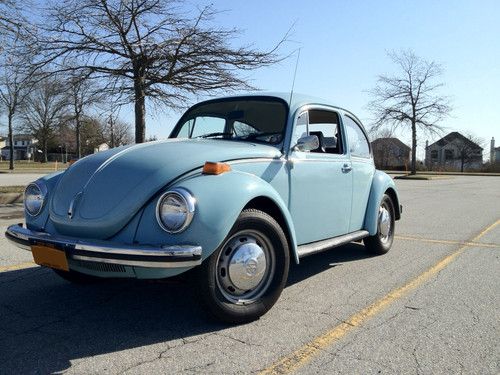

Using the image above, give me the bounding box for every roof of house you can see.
[429,132,483,150]
[371,137,411,151]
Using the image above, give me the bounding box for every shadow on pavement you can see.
[0,242,371,373]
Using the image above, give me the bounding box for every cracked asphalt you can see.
[0,176,499,374]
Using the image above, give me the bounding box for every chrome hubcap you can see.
[378,204,392,243]
[228,242,266,290]
[216,231,274,304]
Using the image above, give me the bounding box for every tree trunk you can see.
[8,113,14,170]
[75,112,81,159]
[43,139,48,163]
[134,76,145,144]
[411,120,417,175]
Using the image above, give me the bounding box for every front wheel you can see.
[364,194,395,255]
[198,209,290,324]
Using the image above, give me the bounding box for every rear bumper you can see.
[6,224,202,269]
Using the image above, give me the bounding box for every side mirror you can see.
[294,135,319,152]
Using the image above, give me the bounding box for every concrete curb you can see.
[0,193,23,204]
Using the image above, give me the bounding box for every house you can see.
[1,134,38,161]
[425,132,483,171]
[371,137,411,170]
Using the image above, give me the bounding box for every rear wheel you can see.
[198,209,290,324]
[364,194,395,255]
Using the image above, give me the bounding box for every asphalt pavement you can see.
[0,176,498,374]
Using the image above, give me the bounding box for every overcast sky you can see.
[121,0,499,159]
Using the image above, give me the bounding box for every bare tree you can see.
[21,77,69,162]
[454,133,484,172]
[65,69,103,158]
[103,112,133,148]
[0,32,35,169]
[80,116,107,155]
[38,0,288,143]
[368,50,452,174]
[0,0,21,39]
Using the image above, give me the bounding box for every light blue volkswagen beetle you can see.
[6,93,401,323]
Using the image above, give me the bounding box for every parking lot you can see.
[0,176,498,374]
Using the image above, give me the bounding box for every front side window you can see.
[343,115,370,158]
[292,109,342,154]
[171,98,288,145]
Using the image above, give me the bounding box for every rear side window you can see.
[343,115,370,158]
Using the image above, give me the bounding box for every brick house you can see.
[371,137,411,170]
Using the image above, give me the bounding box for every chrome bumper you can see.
[5,224,202,269]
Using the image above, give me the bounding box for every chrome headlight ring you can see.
[24,182,47,217]
[156,187,196,233]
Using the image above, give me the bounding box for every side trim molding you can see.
[297,230,369,258]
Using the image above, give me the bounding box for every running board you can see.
[297,230,370,258]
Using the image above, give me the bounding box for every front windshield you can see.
[170,97,288,145]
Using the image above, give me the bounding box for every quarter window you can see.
[343,115,370,158]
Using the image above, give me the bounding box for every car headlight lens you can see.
[25,183,46,216]
[156,188,195,233]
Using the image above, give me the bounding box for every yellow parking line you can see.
[395,235,499,248]
[0,261,37,273]
[260,219,500,375]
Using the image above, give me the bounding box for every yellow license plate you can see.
[31,245,69,271]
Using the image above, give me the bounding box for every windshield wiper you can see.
[197,132,233,139]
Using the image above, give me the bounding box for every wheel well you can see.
[385,188,401,220]
[243,196,295,260]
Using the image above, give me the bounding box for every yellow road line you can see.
[395,235,499,248]
[0,261,37,273]
[260,219,500,375]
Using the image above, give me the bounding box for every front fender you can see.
[134,170,298,263]
[364,170,401,236]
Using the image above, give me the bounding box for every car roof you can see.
[203,92,364,126]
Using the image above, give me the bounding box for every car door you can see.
[342,114,375,232]
[288,108,353,245]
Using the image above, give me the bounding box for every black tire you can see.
[364,194,395,255]
[52,269,103,284]
[198,209,290,324]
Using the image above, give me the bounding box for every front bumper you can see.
[6,224,202,269]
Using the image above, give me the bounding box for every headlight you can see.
[156,188,195,233]
[24,182,46,216]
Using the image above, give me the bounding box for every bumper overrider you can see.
[6,224,202,269]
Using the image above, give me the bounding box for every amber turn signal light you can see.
[202,161,231,175]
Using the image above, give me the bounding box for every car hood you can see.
[49,139,281,239]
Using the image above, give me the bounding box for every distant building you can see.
[1,134,38,160]
[425,132,483,171]
[490,137,500,164]
[94,143,110,153]
[371,138,411,170]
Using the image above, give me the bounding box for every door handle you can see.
[342,164,352,173]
